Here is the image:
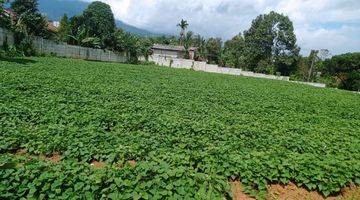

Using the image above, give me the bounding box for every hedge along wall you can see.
[0,27,127,63]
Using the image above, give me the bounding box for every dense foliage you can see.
[1,57,359,199]
[10,0,51,38]
[221,34,246,68]
[0,0,11,29]
[205,37,222,65]
[57,14,71,43]
[322,53,360,91]
[82,1,116,48]
[243,11,300,75]
[0,0,52,56]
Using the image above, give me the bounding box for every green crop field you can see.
[1,57,360,199]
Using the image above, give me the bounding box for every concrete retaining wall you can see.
[32,37,126,63]
[0,27,14,46]
[291,81,326,88]
[0,27,127,63]
[148,56,291,81]
[147,55,325,88]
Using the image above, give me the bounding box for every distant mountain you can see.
[37,0,161,37]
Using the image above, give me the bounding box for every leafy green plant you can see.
[0,57,359,199]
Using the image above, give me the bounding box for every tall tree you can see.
[244,11,300,75]
[11,0,50,38]
[307,50,319,82]
[82,1,116,48]
[11,0,38,14]
[177,19,188,45]
[193,34,206,61]
[221,34,246,68]
[183,31,194,59]
[114,29,151,63]
[68,15,85,45]
[322,53,360,91]
[0,0,11,29]
[57,14,71,42]
[205,37,222,65]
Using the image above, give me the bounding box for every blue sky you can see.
[81,0,360,55]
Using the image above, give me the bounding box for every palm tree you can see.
[194,34,206,61]
[177,19,188,46]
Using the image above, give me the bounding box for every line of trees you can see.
[56,1,152,63]
[0,0,152,62]
[0,0,11,29]
[163,12,300,76]
[154,14,358,91]
[1,0,54,55]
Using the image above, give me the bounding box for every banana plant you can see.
[68,26,102,49]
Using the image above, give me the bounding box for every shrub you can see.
[323,53,360,91]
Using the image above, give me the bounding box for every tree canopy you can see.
[82,1,116,48]
[10,0,50,38]
[177,19,188,45]
[205,38,222,65]
[323,53,360,91]
[244,11,300,75]
[57,14,71,42]
[0,0,11,28]
[11,0,38,14]
[221,34,246,68]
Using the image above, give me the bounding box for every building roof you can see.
[46,22,58,33]
[4,8,58,32]
[152,44,186,52]
[4,8,17,18]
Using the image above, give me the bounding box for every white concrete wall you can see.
[193,61,207,71]
[153,49,180,58]
[32,37,127,63]
[0,27,127,63]
[0,27,14,46]
[171,58,193,69]
[205,64,219,73]
[148,55,325,88]
[291,81,326,88]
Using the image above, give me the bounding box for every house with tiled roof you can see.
[152,44,197,60]
[3,8,58,33]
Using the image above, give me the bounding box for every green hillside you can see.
[1,57,359,199]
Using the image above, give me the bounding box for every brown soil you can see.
[230,181,255,200]
[338,184,360,200]
[15,149,27,155]
[90,160,106,169]
[127,160,137,168]
[231,182,360,200]
[267,182,325,200]
[48,153,61,163]
[15,149,61,163]
[267,182,360,200]
[39,153,61,163]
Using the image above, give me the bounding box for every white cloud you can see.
[82,0,360,55]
